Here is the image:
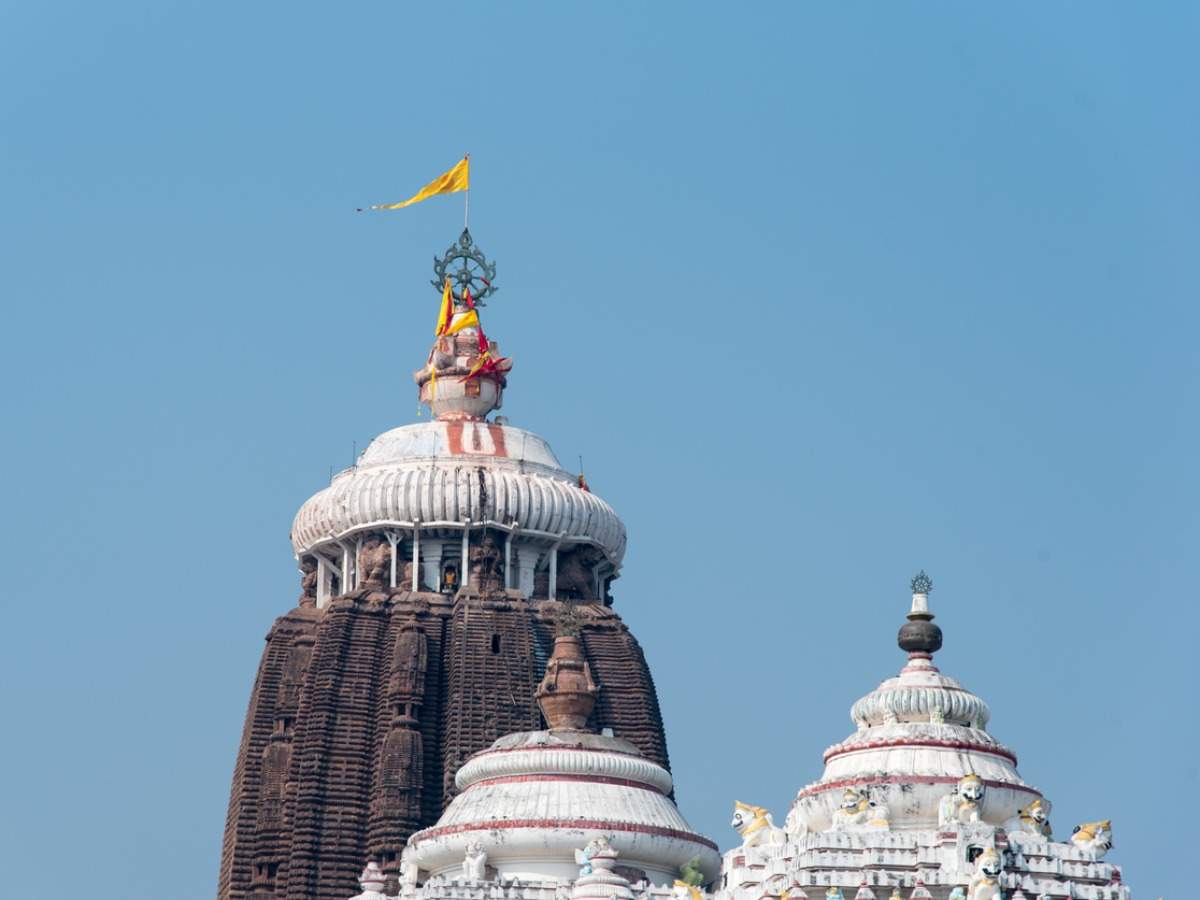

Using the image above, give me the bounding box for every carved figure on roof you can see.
[948,889,966,900]
[826,889,846,900]
[939,775,985,828]
[731,801,786,848]
[399,848,420,896]
[784,803,811,839]
[574,836,611,876]
[1070,820,1113,859]
[462,841,488,880]
[469,531,504,593]
[350,861,388,900]
[967,847,1003,900]
[831,787,890,832]
[1005,798,1052,843]
[358,536,391,587]
[299,557,318,606]
[555,549,597,602]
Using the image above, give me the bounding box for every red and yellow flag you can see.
[370,156,469,211]
[435,277,453,336]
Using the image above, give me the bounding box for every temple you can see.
[218,231,669,900]
[218,231,1134,900]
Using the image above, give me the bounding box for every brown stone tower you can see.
[217,231,669,900]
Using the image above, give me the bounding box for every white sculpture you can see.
[948,888,966,900]
[966,848,1003,900]
[574,836,612,876]
[730,801,786,847]
[784,803,811,838]
[350,861,388,900]
[830,787,890,832]
[462,840,488,880]
[1070,820,1113,859]
[398,847,419,896]
[939,775,985,827]
[826,889,846,900]
[1004,798,1052,843]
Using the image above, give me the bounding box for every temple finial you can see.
[898,569,943,657]
[535,633,598,731]
[413,231,511,420]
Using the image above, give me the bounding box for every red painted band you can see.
[410,819,719,851]
[823,739,1018,766]
[795,775,1041,800]
[470,744,649,762]
[466,773,665,795]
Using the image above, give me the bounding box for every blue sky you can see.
[1,3,1196,898]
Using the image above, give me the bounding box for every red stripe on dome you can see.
[466,773,666,794]
[823,739,1018,765]
[409,819,719,851]
[795,775,1041,800]
[469,744,649,762]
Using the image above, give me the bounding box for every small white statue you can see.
[399,848,420,894]
[350,861,388,900]
[966,848,1003,900]
[939,775,985,828]
[948,888,966,900]
[1070,820,1113,859]
[784,803,811,838]
[831,787,890,832]
[826,888,846,900]
[730,801,786,847]
[462,840,488,880]
[1004,798,1052,843]
[574,836,612,876]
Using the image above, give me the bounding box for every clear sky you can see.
[1,3,1195,898]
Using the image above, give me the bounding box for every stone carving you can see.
[399,848,420,894]
[939,775,986,828]
[831,787,890,832]
[826,889,846,900]
[299,557,318,606]
[349,861,388,900]
[462,841,488,880]
[1070,820,1113,859]
[677,857,705,890]
[575,836,612,876]
[359,536,391,587]
[948,889,966,900]
[966,848,1003,900]
[731,801,786,847]
[469,532,505,593]
[556,549,597,601]
[784,803,811,838]
[1005,798,1053,843]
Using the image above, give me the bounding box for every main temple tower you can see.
[218,231,670,900]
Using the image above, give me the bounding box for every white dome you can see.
[290,421,627,565]
[790,657,1039,832]
[406,730,720,886]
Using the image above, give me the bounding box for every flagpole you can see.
[464,153,470,230]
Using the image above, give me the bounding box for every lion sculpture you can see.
[1004,798,1052,843]
[1070,820,1113,859]
[731,801,786,848]
[461,841,488,880]
[938,774,986,828]
[831,786,890,832]
[966,848,1003,900]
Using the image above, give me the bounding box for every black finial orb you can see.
[910,570,933,594]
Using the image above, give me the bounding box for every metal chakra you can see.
[910,570,933,594]
[431,228,498,306]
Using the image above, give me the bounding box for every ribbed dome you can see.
[849,660,990,729]
[406,729,720,885]
[290,421,627,565]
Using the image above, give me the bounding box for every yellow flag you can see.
[445,308,480,335]
[435,277,453,335]
[372,156,469,210]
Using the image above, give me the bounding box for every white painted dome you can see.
[406,729,720,886]
[290,420,627,565]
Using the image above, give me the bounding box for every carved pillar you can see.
[421,540,444,593]
[515,545,539,598]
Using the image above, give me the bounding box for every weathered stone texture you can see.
[218,592,667,900]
